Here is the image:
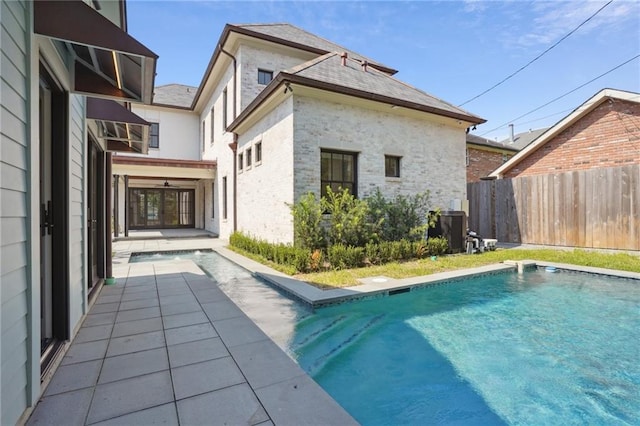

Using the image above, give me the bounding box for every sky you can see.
[126,0,640,141]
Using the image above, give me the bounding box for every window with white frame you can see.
[210,107,214,145]
[246,147,252,168]
[238,152,244,172]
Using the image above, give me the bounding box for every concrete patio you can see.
[27,236,356,425]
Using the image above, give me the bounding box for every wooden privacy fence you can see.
[467,164,640,251]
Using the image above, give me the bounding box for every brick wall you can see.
[505,99,640,178]
[467,147,513,182]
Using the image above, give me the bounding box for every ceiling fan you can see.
[155,179,181,188]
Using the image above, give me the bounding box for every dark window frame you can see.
[210,107,215,145]
[385,155,401,178]
[201,120,205,153]
[211,181,216,219]
[255,141,262,163]
[320,149,358,198]
[258,69,273,85]
[149,122,159,149]
[222,176,228,220]
[222,87,227,129]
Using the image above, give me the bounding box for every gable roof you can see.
[192,22,397,110]
[228,52,485,131]
[490,88,640,178]
[233,23,396,75]
[467,133,519,152]
[153,84,198,108]
[498,127,549,151]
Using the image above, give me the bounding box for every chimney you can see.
[509,124,514,144]
[361,60,368,72]
[341,52,348,66]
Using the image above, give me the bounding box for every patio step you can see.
[293,314,385,376]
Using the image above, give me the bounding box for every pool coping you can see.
[213,249,640,307]
[127,246,640,308]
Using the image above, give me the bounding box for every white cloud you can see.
[514,0,640,48]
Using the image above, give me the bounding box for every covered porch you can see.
[112,156,216,236]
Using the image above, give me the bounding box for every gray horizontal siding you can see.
[1,0,30,424]
[68,94,86,326]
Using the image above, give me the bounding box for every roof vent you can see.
[341,52,348,66]
[361,60,368,72]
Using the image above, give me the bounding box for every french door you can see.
[129,188,195,229]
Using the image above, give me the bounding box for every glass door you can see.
[128,188,195,229]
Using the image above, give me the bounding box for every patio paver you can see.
[26,238,357,426]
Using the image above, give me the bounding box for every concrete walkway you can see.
[27,238,356,425]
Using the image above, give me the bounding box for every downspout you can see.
[220,45,238,232]
[228,136,238,232]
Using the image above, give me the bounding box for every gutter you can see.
[228,73,486,133]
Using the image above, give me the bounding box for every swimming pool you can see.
[132,251,640,425]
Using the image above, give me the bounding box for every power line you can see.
[479,54,640,136]
[459,0,613,107]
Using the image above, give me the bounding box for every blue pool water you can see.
[131,252,640,425]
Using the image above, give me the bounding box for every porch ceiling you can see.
[87,98,151,154]
[112,156,216,180]
[34,1,157,104]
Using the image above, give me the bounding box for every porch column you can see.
[124,175,129,237]
[113,174,119,238]
[105,153,113,279]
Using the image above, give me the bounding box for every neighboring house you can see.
[119,23,485,243]
[113,84,215,234]
[491,89,640,178]
[465,133,518,182]
[0,1,156,424]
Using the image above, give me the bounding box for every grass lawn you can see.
[228,246,640,289]
[295,248,640,288]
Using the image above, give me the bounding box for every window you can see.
[222,176,228,220]
[210,107,215,145]
[321,150,357,198]
[201,120,205,152]
[255,141,262,163]
[246,147,252,168]
[258,69,273,85]
[222,87,227,128]
[149,122,159,148]
[385,155,401,178]
[238,153,244,172]
[211,182,216,219]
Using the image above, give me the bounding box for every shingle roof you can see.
[231,23,397,75]
[153,84,198,108]
[498,127,549,150]
[284,53,484,123]
[467,133,518,152]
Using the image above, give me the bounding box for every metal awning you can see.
[34,1,157,104]
[87,98,150,154]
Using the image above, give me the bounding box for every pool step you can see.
[295,314,385,376]
[290,315,349,353]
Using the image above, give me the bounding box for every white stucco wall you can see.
[293,96,467,210]
[130,105,200,160]
[235,96,295,243]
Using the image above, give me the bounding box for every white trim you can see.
[490,88,640,178]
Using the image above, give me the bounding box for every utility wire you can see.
[479,54,640,136]
[459,0,613,107]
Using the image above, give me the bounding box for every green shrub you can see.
[322,187,372,247]
[365,242,380,265]
[365,189,437,242]
[290,192,326,250]
[327,244,365,270]
[229,232,311,273]
[426,236,449,256]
